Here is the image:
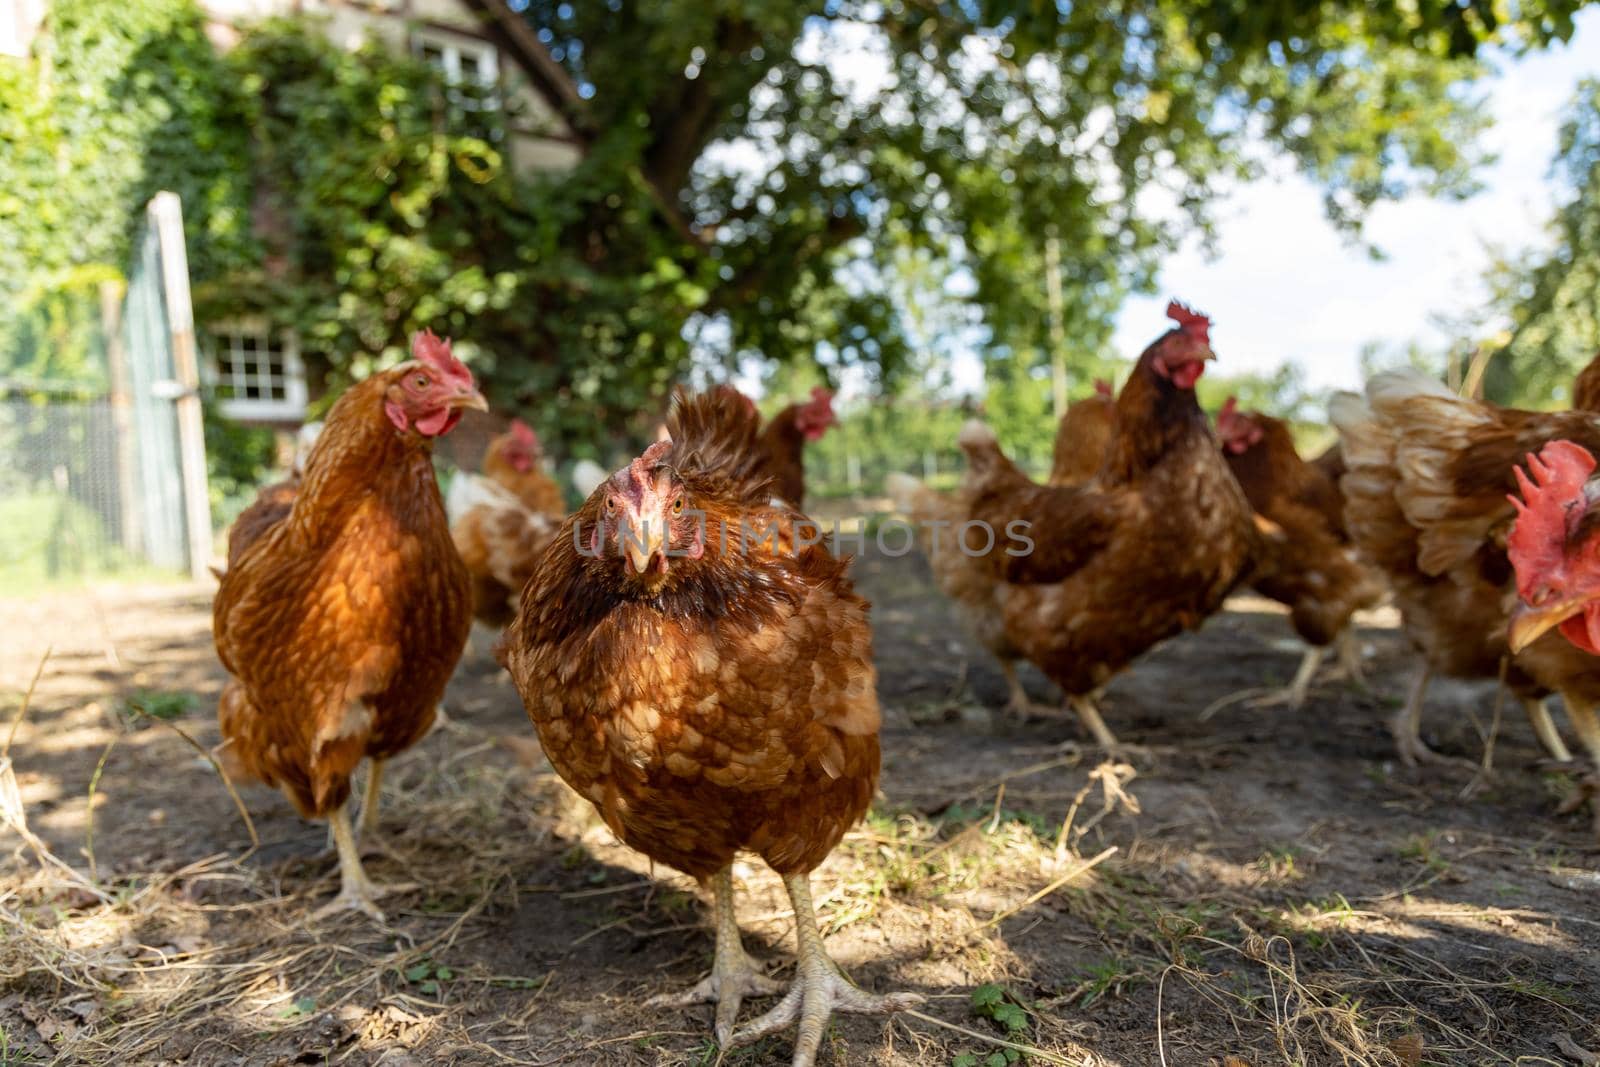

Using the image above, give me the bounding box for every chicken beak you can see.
[449,386,490,413]
[623,520,666,577]
[1508,597,1587,654]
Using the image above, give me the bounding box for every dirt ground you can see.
[2,544,1598,1066]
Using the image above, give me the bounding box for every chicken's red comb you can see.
[1166,300,1211,344]
[412,329,473,388]
[626,439,674,494]
[1507,441,1598,589]
[509,419,538,449]
[1094,379,1113,399]
[806,386,835,416]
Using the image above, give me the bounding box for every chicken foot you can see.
[1390,667,1486,770]
[312,802,415,923]
[646,867,782,1046]
[729,874,921,1066]
[1243,646,1327,711]
[999,661,1059,720]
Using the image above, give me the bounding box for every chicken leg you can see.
[1070,694,1120,749]
[1563,695,1600,767]
[1522,697,1571,763]
[359,758,386,838]
[646,867,782,1046]
[730,874,921,1066]
[312,802,413,923]
[1335,629,1368,691]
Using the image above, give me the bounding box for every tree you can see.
[1473,79,1600,408]
[506,0,1586,434]
[3,0,1594,442]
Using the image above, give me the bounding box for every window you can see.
[414,30,500,114]
[207,322,308,422]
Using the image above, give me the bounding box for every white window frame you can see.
[413,28,500,112]
[206,320,309,422]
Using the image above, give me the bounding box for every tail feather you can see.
[1366,374,1501,575]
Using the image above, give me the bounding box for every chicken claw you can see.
[647,868,782,1046]
[728,874,921,1066]
[999,663,1059,721]
[311,803,415,924]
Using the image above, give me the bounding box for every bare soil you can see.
[2,544,1598,1066]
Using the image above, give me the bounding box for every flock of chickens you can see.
[205,309,1600,1066]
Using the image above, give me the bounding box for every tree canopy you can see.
[1472,78,1600,407]
[1,0,1593,442]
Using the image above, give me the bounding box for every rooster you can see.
[1333,361,1600,767]
[449,419,565,627]
[501,389,918,1064]
[213,331,484,919]
[952,302,1260,746]
[1216,398,1386,708]
[1507,441,1600,829]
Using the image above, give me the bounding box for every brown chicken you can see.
[449,419,565,627]
[214,331,484,919]
[1048,378,1117,486]
[886,470,1043,716]
[1332,366,1600,767]
[757,386,836,510]
[952,302,1261,746]
[501,389,918,1064]
[1216,398,1386,707]
[885,378,1117,719]
[483,419,565,514]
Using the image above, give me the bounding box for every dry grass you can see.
[3,578,1599,1065]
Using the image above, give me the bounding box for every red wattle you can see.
[1560,612,1600,656]
[1171,361,1205,391]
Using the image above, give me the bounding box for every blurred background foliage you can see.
[1,0,1597,495]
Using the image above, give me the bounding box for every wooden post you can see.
[149,192,213,580]
[1045,232,1068,421]
[100,279,141,557]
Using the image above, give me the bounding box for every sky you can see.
[1105,10,1600,393]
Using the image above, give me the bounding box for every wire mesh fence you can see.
[0,194,206,592]
[0,389,135,590]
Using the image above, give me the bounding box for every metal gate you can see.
[0,192,210,591]
[120,193,211,576]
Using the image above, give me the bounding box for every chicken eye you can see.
[605,498,617,513]
[412,373,430,390]
[672,497,684,515]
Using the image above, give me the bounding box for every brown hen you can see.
[1216,399,1386,708]
[213,331,483,919]
[502,389,917,1065]
[954,302,1262,746]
